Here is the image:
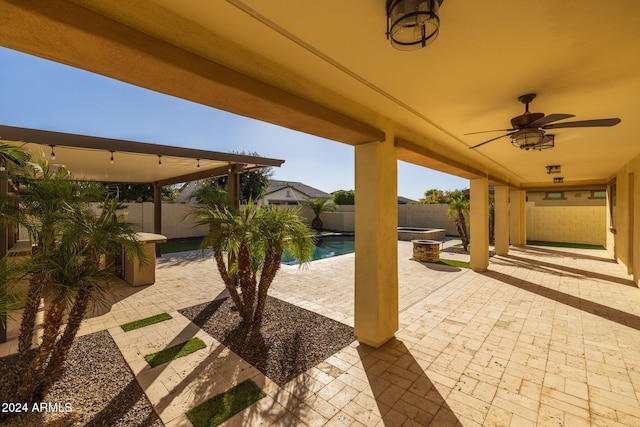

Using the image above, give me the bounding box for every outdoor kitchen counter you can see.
[123,232,167,286]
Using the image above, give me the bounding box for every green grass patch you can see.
[162,237,205,253]
[144,337,206,368]
[186,379,266,427]
[436,258,470,269]
[527,240,605,250]
[121,313,173,332]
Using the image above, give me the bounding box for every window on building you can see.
[285,189,292,197]
[544,191,565,200]
[590,190,606,199]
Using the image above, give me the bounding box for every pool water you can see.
[281,234,355,265]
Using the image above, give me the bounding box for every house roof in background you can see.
[397,196,415,204]
[265,180,331,199]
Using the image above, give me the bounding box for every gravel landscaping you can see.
[179,296,356,386]
[0,330,163,427]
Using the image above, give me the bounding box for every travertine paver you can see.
[1,241,639,426]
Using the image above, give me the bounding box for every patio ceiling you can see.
[0,125,284,186]
[1,1,639,188]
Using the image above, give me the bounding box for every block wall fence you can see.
[82,201,605,245]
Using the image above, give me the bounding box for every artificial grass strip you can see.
[162,237,205,253]
[527,240,605,250]
[186,379,266,427]
[436,258,470,269]
[121,313,173,332]
[144,337,206,368]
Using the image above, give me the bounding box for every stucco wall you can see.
[526,203,606,245]
[608,151,640,283]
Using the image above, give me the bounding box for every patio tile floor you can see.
[1,240,639,426]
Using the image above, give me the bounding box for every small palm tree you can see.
[446,191,470,252]
[11,158,144,404]
[193,202,314,324]
[300,197,336,231]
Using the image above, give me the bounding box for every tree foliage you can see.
[446,190,470,252]
[333,190,355,206]
[192,202,314,324]
[107,183,179,202]
[7,156,144,406]
[300,198,336,231]
[414,188,447,204]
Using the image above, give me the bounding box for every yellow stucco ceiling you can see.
[3,0,640,187]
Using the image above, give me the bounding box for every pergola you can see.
[0,124,284,341]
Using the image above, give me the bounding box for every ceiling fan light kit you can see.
[386,0,443,50]
[467,93,621,150]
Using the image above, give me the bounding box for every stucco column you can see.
[354,137,398,348]
[470,178,490,271]
[153,183,162,257]
[494,185,510,256]
[509,189,527,245]
[1,160,7,343]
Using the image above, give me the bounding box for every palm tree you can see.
[446,191,470,252]
[0,142,29,330]
[12,158,143,403]
[32,194,144,400]
[193,202,314,324]
[300,197,336,231]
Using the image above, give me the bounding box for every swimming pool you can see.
[281,233,355,265]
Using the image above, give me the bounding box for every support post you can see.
[153,183,162,257]
[0,160,7,342]
[354,137,398,348]
[494,185,510,256]
[509,189,527,245]
[470,178,490,271]
[227,164,242,209]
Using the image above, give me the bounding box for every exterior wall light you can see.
[546,165,561,174]
[386,0,443,50]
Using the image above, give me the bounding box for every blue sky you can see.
[0,47,467,200]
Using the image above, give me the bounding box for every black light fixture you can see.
[157,155,162,167]
[512,133,555,151]
[546,165,561,174]
[386,0,443,50]
[49,145,56,160]
[110,150,115,164]
[554,177,564,184]
[196,159,200,169]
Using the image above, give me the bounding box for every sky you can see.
[0,47,468,200]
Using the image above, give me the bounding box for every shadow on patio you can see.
[358,338,461,426]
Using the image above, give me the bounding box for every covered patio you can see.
[1,0,638,349]
[1,240,636,425]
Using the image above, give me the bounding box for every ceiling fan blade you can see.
[543,118,621,129]
[469,133,514,149]
[464,128,515,135]
[529,113,575,127]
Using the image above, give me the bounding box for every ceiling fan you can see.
[467,93,621,150]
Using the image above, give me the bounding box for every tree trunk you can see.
[34,286,91,401]
[13,277,44,396]
[213,249,244,315]
[311,216,323,230]
[16,299,66,403]
[253,248,281,322]
[237,242,256,323]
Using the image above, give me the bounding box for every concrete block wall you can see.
[526,204,606,245]
[398,204,459,235]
